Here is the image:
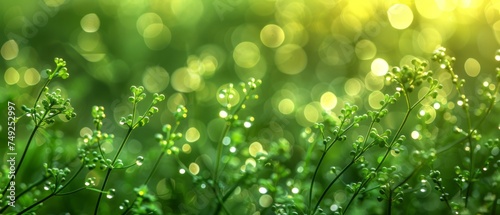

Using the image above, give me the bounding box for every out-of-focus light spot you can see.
[80,127,92,137]
[142,66,169,93]
[43,0,65,7]
[24,68,41,86]
[419,106,437,124]
[217,84,240,107]
[371,58,389,76]
[260,24,285,48]
[143,24,171,50]
[189,163,200,175]
[249,142,263,157]
[365,72,384,91]
[411,130,420,139]
[171,67,202,92]
[229,146,236,153]
[179,168,186,174]
[387,4,414,30]
[275,44,307,75]
[368,91,384,109]
[415,0,441,19]
[171,0,204,26]
[1,40,19,60]
[320,92,338,111]
[304,103,320,123]
[283,22,309,46]
[250,0,275,16]
[330,204,339,212]
[355,40,377,60]
[464,58,480,77]
[345,78,363,96]
[4,68,20,85]
[436,0,458,12]
[235,56,268,80]
[246,157,257,168]
[167,93,186,113]
[81,13,100,33]
[291,187,299,194]
[137,13,163,36]
[219,110,228,119]
[185,127,200,143]
[433,102,441,110]
[200,55,218,77]
[258,187,267,194]
[233,42,260,68]
[182,144,191,153]
[77,32,101,52]
[259,194,273,208]
[278,98,295,115]
[417,28,442,53]
[222,136,231,146]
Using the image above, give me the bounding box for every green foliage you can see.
[1,46,499,215]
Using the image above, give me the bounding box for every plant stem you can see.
[312,159,356,214]
[0,125,39,200]
[17,192,55,214]
[16,164,85,214]
[94,127,133,214]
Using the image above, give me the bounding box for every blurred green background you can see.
[1,0,500,214]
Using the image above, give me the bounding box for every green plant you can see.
[1,46,498,215]
[300,47,500,214]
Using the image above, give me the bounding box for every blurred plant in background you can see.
[1,0,500,214]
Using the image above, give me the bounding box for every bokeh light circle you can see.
[387,4,414,30]
[80,13,100,33]
[275,44,307,75]
[233,42,261,68]
[1,40,19,60]
[142,66,169,93]
[260,24,285,48]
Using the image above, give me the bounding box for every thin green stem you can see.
[17,192,55,214]
[0,125,40,200]
[94,127,134,214]
[312,158,356,214]
[16,164,85,214]
[144,151,165,185]
[214,122,231,186]
[308,120,355,211]
[343,109,412,213]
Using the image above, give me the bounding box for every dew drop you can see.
[107,188,116,199]
[119,205,124,210]
[136,156,144,166]
[44,185,50,190]
[85,181,90,186]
